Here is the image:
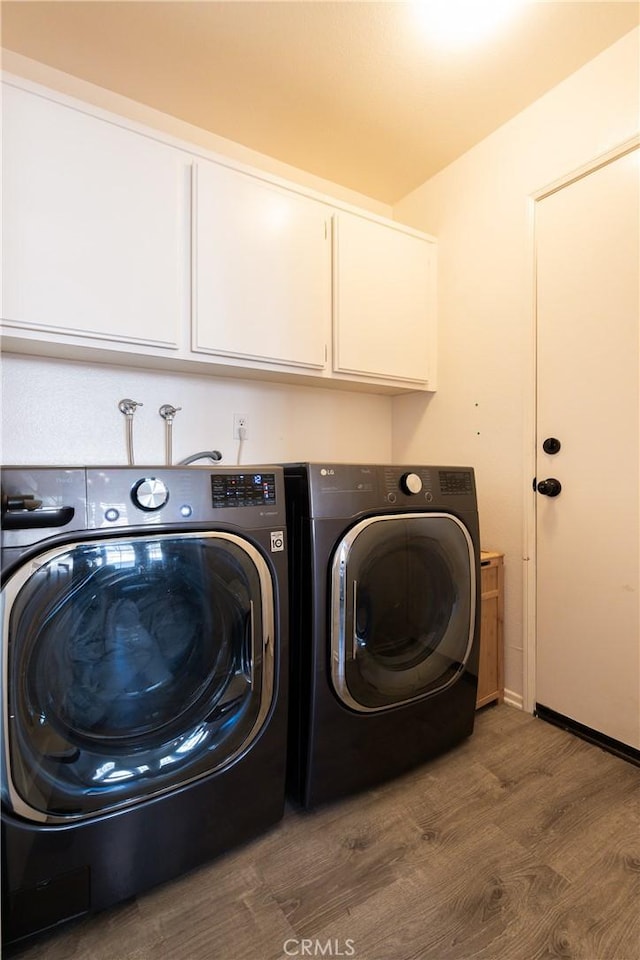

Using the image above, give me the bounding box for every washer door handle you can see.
[1,506,75,530]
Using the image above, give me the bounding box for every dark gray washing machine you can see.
[283,462,481,808]
[1,465,288,947]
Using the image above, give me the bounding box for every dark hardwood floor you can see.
[8,705,640,960]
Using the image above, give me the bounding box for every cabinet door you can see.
[193,161,331,369]
[2,84,188,349]
[334,213,435,385]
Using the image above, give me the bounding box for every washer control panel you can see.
[211,472,276,509]
[131,477,170,512]
[1,466,287,557]
[87,465,284,527]
[85,467,284,529]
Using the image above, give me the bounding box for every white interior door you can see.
[535,147,640,751]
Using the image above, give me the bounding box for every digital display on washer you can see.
[439,470,473,495]
[211,473,277,508]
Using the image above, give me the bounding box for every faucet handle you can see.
[118,398,143,417]
[159,404,182,421]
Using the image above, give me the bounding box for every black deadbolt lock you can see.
[542,437,561,455]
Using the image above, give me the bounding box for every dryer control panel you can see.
[300,463,477,519]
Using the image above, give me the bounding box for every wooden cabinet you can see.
[333,212,436,388]
[476,551,504,708]
[192,161,331,370]
[2,82,190,353]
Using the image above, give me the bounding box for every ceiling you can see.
[2,1,638,204]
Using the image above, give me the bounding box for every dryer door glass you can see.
[2,532,275,822]
[331,514,476,711]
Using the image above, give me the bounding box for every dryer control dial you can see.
[131,477,169,512]
[400,472,423,495]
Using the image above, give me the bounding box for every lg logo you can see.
[320,468,335,476]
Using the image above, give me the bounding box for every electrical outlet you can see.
[233,414,248,439]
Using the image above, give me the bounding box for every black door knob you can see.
[537,478,562,497]
[542,437,561,455]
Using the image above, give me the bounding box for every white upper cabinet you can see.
[333,212,436,387]
[2,83,189,350]
[192,161,331,370]
[1,77,437,393]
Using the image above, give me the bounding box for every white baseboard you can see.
[503,689,524,710]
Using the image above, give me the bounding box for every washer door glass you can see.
[2,532,275,822]
[331,514,476,711]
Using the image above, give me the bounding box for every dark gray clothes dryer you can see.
[1,465,288,947]
[283,462,480,808]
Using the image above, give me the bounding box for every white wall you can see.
[391,27,640,705]
[0,355,392,467]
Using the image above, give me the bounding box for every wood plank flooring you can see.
[8,705,640,960]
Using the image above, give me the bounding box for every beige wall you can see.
[391,27,640,705]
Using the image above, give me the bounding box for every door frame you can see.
[522,135,640,714]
